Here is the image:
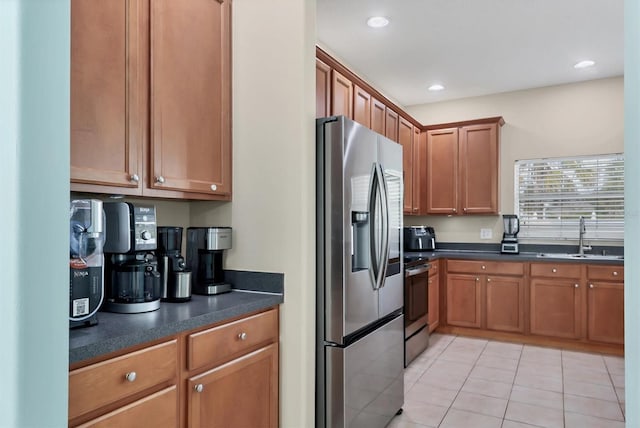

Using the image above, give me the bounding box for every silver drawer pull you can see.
[194,384,204,393]
[238,332,247,341]
[574,283,579,288]
[552,268,557,273]
[481,265,486,270]
[613,271,618,276]
[487,278,491,282]
[125,372,137,382]
[590,283,594,288]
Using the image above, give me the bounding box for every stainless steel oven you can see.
[404,260,430,366]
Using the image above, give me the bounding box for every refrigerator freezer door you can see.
[320,117,381,343]
[324,314,404,428]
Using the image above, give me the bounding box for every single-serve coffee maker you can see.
[69,199,105,328]
[103,202,162,313]
[187,227,232,295]
[157,226,192,302]
[501,214,520,254]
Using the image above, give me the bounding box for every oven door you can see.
[404,264,429,337]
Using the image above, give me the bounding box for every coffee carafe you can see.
[157,226,192,302]
[103,202,162,313]
[69,199,105,328]
[186,227,232,295]
[501,214,520,254]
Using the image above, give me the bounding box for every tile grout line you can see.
[500,337,523,428]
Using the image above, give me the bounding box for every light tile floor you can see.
[390,334,625,428]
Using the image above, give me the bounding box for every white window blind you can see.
[515,154,624,241]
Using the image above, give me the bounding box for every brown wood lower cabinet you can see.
[428,265,440,333]
[187,343,278,428]
[446,273,482,328]
[69,307,279,428]
[530,278,582,339]
[485,275,525,333]
[587,265,625,345]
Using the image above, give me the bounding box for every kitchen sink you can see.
[536,253,624,261]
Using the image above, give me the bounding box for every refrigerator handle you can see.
[367,163,380,290]
[377,163,390,288]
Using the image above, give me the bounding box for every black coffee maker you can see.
[187,227,232,295]
[157,226,192,302]
[103,202,162,313]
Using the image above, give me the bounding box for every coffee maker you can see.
[157,226,192,302]
[103,202,162,313]
[186,227,232,295]
[69,199,105,328]
[501,214,520,254]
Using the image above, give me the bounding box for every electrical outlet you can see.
[480,228,492,239]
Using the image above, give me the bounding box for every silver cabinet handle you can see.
[613,271,618,276]
[481,265,486,270]
[574,283,579,288]
[589,283,594,288]
[463,207,468,213]
[452,208,457,213]
[194,384,204,393]
[487,278,491,282]
[130,174,140,183]
[125,372,137,382]
[210,184,218,191]
[475,277,479,282]
[155,176,165,184]
[238,332,247,341]
[552,268,557,273]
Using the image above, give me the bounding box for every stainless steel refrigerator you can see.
[316,116,404,428]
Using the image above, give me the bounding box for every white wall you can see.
[405,77,624,245]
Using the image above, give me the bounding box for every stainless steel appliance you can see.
[316,116,404,428]
[69,199,105,328]
[404,226,436,251]
[501,214,520,254]
[186,227,232,295]
[403,255,430,366]
[157,226,192,302]
[102,202,162,313]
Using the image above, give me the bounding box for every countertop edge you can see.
[408,250,624,265]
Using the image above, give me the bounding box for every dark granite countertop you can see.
[69,270,284,365]
[406,249,624,265]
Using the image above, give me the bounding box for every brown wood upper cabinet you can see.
[385,108,399,142]
[426,118,503,215]
[353,85,372,127]
[316,58,331,118]
[371,97,386,135]
[331,69,353,119]
[399,117,414,214]
[71,0,232,201]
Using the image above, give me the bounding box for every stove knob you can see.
[141,230,151,240]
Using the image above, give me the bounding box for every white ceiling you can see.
[316,0,624,107]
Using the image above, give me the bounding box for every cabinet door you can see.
[446,274,481,328]
[150,0,232,197]
[413,130,427,215]
[330,69,353,118]
[587,281,624,344]
[426,128,458,214]
[485,275,524,333]
[315,59,331,118]
[428,271,440,333]
[70,0,146,193]
[75,387,177,428]
[188,344,278,428]
[353,85,371,127]
[399,118,414,214]
[371,97,386,135]
[459,123,499,214]
[530,279,582,339]
[385,108,399,142]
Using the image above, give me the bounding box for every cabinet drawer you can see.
[69,340,177,421]
[588,265,624,281]
[447,259,523,276]
[530,263,582,279]
[75,386,178,428]
[428,261,439,276]
[188,308,278,371]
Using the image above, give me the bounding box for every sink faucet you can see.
[578,216,592,255]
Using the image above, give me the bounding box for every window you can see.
[515,153,624,241]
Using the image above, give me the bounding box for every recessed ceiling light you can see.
[574,60,595,69]
[428,84,445,91]
[366,16,389,28]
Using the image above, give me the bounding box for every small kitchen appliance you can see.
[501,214,520,254]
[157,226,192,302]
[186,227,232,295]
[404,226,436,251]
[69,199,105,328]
[102,202,162,313]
